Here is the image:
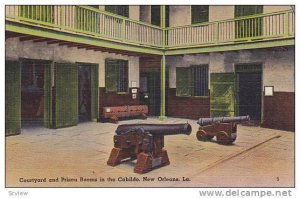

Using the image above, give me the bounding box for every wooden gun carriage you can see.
[107,123,192,174]
[196,115,250,144]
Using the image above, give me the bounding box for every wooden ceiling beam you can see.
[19,35,40,41]
[33,38,53,43]
[47,40,62,44]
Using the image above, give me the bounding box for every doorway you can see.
[78,65,92,122]
[236,64,262,122]
[77,63,99,123]
[140,70,161,116]
[20,59,47,128]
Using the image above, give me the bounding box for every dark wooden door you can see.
[237,72,262,121]
[140,70,161,116]
[5,60,21,136]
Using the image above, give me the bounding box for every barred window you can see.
[176,65,209,97]
[105,59,128,93]
[192,65,209,96]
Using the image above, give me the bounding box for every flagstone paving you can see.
[5,118,294,187]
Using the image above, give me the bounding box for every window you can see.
[105,5,129,17]
[191,5,209,24]
[176,65,209,96]
[234,5,263,17]
[105,59,129,93]
[235,6,263,38]
[150,6,169,27]
[151,6,161,26]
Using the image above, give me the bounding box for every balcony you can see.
[166,10,295,49]
[5,5,295,55]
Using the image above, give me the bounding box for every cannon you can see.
[107,123,192,174]
[196,115,250,144]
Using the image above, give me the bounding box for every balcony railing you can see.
[5,5,164,47]
[166,10,294,48]
[5,6,294,50]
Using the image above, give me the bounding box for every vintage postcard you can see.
[5,4,295,191]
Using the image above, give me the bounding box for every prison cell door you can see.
[235,64,262,122]
[54,63,78,128]
[210,73,236,117]
[5,60,21,136]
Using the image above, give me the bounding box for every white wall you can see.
[5,38,140,88]
[129,6,140,21]
[263,5,293,13]
[209,6,234,22]
[169,6,191,27]
[167,47,295,92]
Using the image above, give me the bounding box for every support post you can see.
[159,54,167,120]
[159,5,167,120]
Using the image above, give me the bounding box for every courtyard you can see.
[5,117,294,187]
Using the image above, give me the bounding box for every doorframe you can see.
[234,62,264,124]
[19,58,53,128]
[76,62,99,122]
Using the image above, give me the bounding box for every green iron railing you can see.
[5,6,294,49]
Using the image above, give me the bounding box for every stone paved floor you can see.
[5,117,294,187]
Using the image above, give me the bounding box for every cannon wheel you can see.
[216,131,233,145]
[196,130,214,141]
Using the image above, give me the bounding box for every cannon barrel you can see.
[197,115,250,126]
[116,123,192,136]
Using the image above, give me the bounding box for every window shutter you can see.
[176,67,191,96]
[105,59,118,92]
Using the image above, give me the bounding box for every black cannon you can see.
[107,123,192,174]
[196,115,250,144]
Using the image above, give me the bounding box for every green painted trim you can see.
[165,38,295,55]
[160,55,166,118]
[6,22,164,55]
[160,5,166,28]
[80,6,163,30]
[159,116,167,121]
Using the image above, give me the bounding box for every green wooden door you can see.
[210,73,236,117]
[5,61,21,136]
[90,64,99,121]
[44,63,53,128]
[54,63,78,128]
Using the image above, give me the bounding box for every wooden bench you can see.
[102,105,148,123]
